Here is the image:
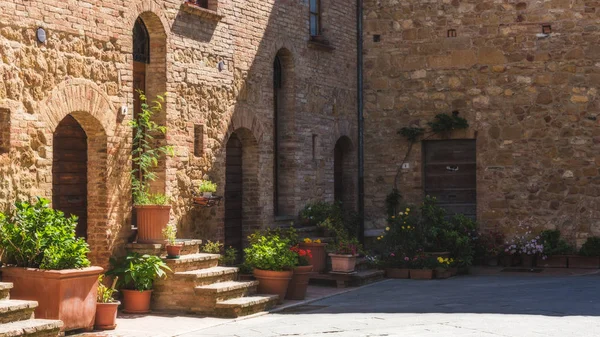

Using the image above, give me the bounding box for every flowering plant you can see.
[377,206,421,257]
[436,256,455,270]
[331,237,360,255]
[303,238,322,244]
[380,253,411,268]
[475,229,505,256]
[408,252,438,270]
[504,220,544,256]
[290,245,312,266]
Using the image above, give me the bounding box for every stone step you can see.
[214,295,279,318]
[351,269,385,287]
[0,283,13,300]
[194,280,259,303]
[0,300,38,324]
[153,266,239,292]
[0,319,63,337]
[125,239,203,257]
[163,253,220,273]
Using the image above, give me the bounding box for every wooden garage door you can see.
[53,115,88,239]
[423,140,476,218]
[225,133,243,254]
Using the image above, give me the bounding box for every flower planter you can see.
[409,269,434,280]
[1,266,103,331]
[485,256,499,266]
[384,268,410,279]
[449,267,458,276]
[521,255,536,268]
[121,289,152,313]
[329,254,356,273]
[536,255,568,268]
[299,242,327,273]
[253,269,293,304]
[567,255,600,269]
[135,205,171,244]
[166,244,183,259]
[285,265,313,300]
[94,301,120,330]
[501,255,518,267]
[435,268,453,279]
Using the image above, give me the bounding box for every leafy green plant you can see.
[540,230,574,256]
[219,246,238,266]
[201,240,223,254]
[237,261,253,274]
[107,253,171,291]
[131,91,174,206]
[0,198,91,270]
[162,224,178,245]
[97,275,119,303]
[579,237,600,257]
[244,231,297,271]
[199,180,217,193]
[427,113,469,134]
[330,237,361,255]
[385,189,402,217]
[399,126,425,142]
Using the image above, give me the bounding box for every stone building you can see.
[0,0,358,268]
[363,0,600,245]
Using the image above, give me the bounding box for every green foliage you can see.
[219,246,238,266]
[201,240,223,254]
[427,113,469,134]
[0,198,91,270]
[408,253,439,270]
[298,201,339,227]
[237,260,253,274]
[199,180,217,193]
[473,228,505,257]
[540,230,574,256]
[579,237,600,257]
[385,189,402,217]
[162,224,177,245]
[107,253,171,291]
[97,275,118,303]
[130,91,174,206]
[244,231,298,271]
[398,126,425,142]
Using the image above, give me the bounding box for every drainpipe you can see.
[357,0,365,244]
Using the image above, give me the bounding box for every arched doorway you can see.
[53,115,88,239]
[225,133,243,255]
[334,136,356,212]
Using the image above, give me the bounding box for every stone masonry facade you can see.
[364,0,600,246]
[0,0,357,269]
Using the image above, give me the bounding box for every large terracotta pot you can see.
[135,205,171,243]
[121,289,153,314]
[166,244,183,259]
[253,269,292,304]
[1,266,103,331]
[329,254,356,273]
[285,265,313,300]
[299,242,327,273]
[409,269,434,280]
[94,301,120,330]
[385,268,410,279]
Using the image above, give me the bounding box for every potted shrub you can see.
[329,238,360,273]
[537,230,573,268]
[570,237,600,269]
[434,256,454,279]
[244,231,297,304]
[408,252,437,280]
[299,238,327,273]
[95,275,120,330]
[520,236,544,268]
[108,253,171,313]
[199,180,217,198]
[162,224,183,259]
[131,91,174,243]
[0,198,103,331]
[475,229,505,266]
[286,245,313,300]
[382,253,411,279]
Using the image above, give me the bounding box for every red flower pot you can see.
[121,289,152,314]
[299,242,327,273]
[94,301,120,330]
[285,265,313,300]
[253,269,293,304]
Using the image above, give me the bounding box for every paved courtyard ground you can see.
[88,270,600,337]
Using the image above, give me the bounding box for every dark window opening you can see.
[273,56,282,216]
[309,0,321,36]
[542,25,552,34]
[373,35,381,42]
[133,18,150,64]
[194,124,204,157]
[0,108,10,154]
[447,29,457,38]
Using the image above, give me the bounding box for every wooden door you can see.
[225,133,243,254]
[423,140,476,218]
[53,115,88,239]
[334,142,343,203]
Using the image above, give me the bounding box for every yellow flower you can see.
[406,208,410,212]
[403,221,406,224]
[385,227,390,231]
[407,226,411,229]
[398,212,404,215]
[304,238,312,243]
[377,236,382,240]
[437,257,443,263]
[314,239,322,244]
[391,216,395,219]
[402,226,405,229]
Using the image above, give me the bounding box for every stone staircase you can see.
[125,240,278,318]
[0,282,63,337]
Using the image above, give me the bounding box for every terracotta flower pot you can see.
[135,205,171,244]
[285,265,313,300]
[449,267,458,276]
[121,289,153,314]
[299,242,327,273]
[485,256,499,266]
[1,266,103,331]
[253,269,293,304]
[166,244,183,259]
[435,268,453,279]
[329,254,356,273]
[410,269,434,280]
[385,268,410,279]
[94,301,120,330]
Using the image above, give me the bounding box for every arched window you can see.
[133,18,150,64]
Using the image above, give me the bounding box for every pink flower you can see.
[390,253,395,257]
[404,257,409,261]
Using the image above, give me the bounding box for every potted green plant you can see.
[381,253,411,279]
[199,180,217,198]
[131,91,174,243]
[244,231,297,304]
[162,224,183,259]
[536,230,573,268]
[329,238,360,273]
[95,275,120,330]
[570,237,600,269]
[0,198,103,332]
[285,245,313,300]
[107,253,171,313]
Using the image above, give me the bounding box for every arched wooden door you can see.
[225,133,243,254]
[53,115,88,239]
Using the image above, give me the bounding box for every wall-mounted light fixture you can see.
[217,60,225,72]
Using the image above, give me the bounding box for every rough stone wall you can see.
[0,0,357,268]
[364,0,600,246]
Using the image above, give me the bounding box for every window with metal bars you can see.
[133,18,150,64]
[309,0,321,37]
